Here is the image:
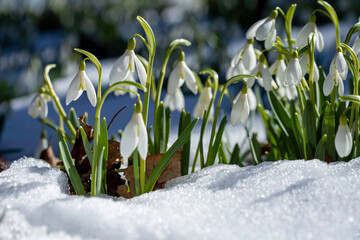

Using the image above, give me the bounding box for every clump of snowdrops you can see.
[29,1,360,197]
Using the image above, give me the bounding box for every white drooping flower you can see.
[167,51,198,95]
[248,55,272,91]
[352,35,360,56]
[296,15,324,52]
[246,10,278,49]
[323,49,348,96]
[66,61,97,107]
[335,115,352,158]
[193,86,213,118]
[227,39,257,79]
[28,93,49,119]
[109,38,147,88]
[120,104,148,162]
[164,88,185,112]
[114,72,137,98]
[299,53,319,82]
[231,86,250,126]
[284,54,302,86]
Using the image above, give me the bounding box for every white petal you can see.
[109,51,130,86]
[255,18,274,41]
[299,54,309,78]
[40,95,48,118]
[134,55,147,86]
[335,52,347,73]
[296,22,312,49]
[246,18,266,39]
[338,78,344,96]
[84,73,97,107]
[121,114,139,160]
[193,87,212,118]
[323,73,335,96]
[286,85,298,100]
[28,95,41,118]
[164,88,185,112]
[313,62,319,82]
[66,72,82,105]
[182,62,198,94]
[167,63,182,95]
[231,92,249,126]
[315,26,324,52]
[246,77,255,88]
[353,36,360,54]
[284,58,302,86]
[335,124,352,158]
[135,113,148,160]
[264,27,276,49]
[247,88,257,111]
[242,44,257,70]
[230,48,243,67]
[261,64,273,91]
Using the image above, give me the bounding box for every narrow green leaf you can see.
[100,118,108,194]
[137,16,156,51]
[178,110,186,137]
[180,113,191,176]
[154,102,166,154]
[290,100,304,158]
[96,147,105,195]
[322,102,336,161]
[79,126,93,167]
[314,134,327,161]
[164,107,171,153]
[147,126,155,156]
[205,116,227,167]
[132,149,141,196]
[146,118,198,192]
[303,100,317,150]
[69,108,80,129]
[229,144,240,165]
[344,22,360,45]
[267,91,291,136]
[218,142,228,164]
[56,129,85,195]
[249,136,260,165]
[285,4,297,40]
[74,48,101,74]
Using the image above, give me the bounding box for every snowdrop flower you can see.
[352,35,360,56]
[323,48,348,96]
[296,15,324,52]
[231,85,250,126]
[114,72,137,98]
[193,86,213,119]
[121,101,148,162]
[335,115,352,158]
[228,39,257,79]
[109,38,147,87]
[164,88,185,112]
[28,93,49,118]
[284,52,302,86]
[246,10,278,49]
[167,51,198,95]
[66,61,96,107]
[299,53,319,81]
[248,55,272,91]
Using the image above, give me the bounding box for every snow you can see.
[1,157,360,239]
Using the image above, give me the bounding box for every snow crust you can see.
[1,157,360,239]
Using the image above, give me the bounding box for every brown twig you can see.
[107,106,127,131]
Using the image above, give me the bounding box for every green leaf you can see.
[99,117,108,194]
[69,108,80,129]
[303,100,317,150]
[249,136,260,165]
[137,16,156,52]
[322,102,336,161]
[56,129,85,195]
[132,149,141,196]
[314,134,327,161]
[79,126,93,167]
[96,147,105,195]
[229,144,240,165]
[180,113,191,176]
[218,142,228,164]
[290,100,304,158]
[164,107,171,153]
[267,91,291,136]
[154,102,166,154]
[344,22,360,45]
[74,48,101,74]
[205,116,227,167]
[146,118,198,192]
[285,4,297,41]
[340,95,360,105]
[147,126,155,155]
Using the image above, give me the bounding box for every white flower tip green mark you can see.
[66,61,97,107]
[231,84,250,126]
[250,55,273,91]
[296,14,324,52]
[109,38,147,88]
[164,87,185,112]
[168,51,198,95]
[120,101,148,162]
[335,115,352,158]
[284,51,302,86]
[28,93,48,119]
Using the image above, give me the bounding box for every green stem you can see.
[140,158,146,193]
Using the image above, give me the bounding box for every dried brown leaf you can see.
[39,144,58,168]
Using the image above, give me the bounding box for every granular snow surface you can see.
[1,157,360,240]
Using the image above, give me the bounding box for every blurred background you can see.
[0,0,359,160]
